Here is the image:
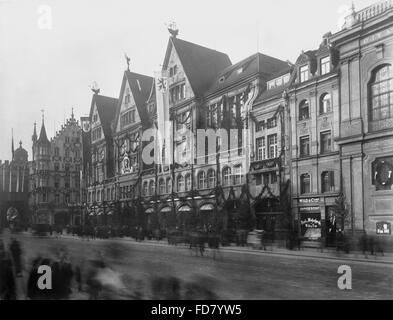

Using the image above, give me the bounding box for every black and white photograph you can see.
[0,0,393,306]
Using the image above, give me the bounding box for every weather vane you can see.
[90,81,100,95]
[124,53,131,71]
[166,21,179,38]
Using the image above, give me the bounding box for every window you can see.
[185,174,191,191]
[120,109,136,128]
[111,188,114,200]
[321,56,331,75]
[299,100,310,120]
[92,127,102,141]
[233,165,243,185]
[300,65,309,82]
[369,64,393,121]
[169,65,178,77]
[198,171,207,189]
[65,149,70,157]
[149,180,155,195]
[267,134,278,159]
[320,131,332,154]
[143,181,148,196]
[271,172,278,183]
[320,93,332,114]
[266,117,277,129]
[300,174,311,194]
[159,178,165,194]
[256,174,262,185]
[54,147,59,156]
[93,114,98,123]
[65,137,70,143]
[170,83,186,103]
[263,173,269,185]
[177,175,185,192]
[222,167,231,186]
[321,171,335,193]
[255,121,265,132]
[166,177,172,194]
[54,177,60,189]
[207,169,216,188]
[300,136,310,157]
[54,163,60,171]
[256,137,266,161]
[107,188,110,201]
[125,88,131,104]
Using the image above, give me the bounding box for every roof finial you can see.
[90,81,100,95]
[71,107,74,119]
[124,53,131,71]
[19,140,22,148]
[41,109,45,123]
[166,21,179,38]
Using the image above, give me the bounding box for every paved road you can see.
[3,233,393,300]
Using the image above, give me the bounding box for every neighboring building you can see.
[0,139,29,229]
[288,34,341,246]
[331,0,393,239]
[30,112,83,230]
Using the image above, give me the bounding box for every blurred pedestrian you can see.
[9,237,23,277]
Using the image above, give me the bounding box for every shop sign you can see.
[301,217,321,228]
[299,206,320,212]
[376,221,391,235]
[299,198,320,204]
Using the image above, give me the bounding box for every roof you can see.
[90,94,118,139]
[113,71,153,130]
[37,121,50,144]
[206,53,289,95]
[163,37,232,96]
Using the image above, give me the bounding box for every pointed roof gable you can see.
[38,120,50,144]
[113,71,153,130]
[90,94,118,139]
[163,37,232,96]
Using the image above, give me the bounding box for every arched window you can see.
[159,178,165,194]
[369,64,393,122]
[143,181,148,196]
[166,177,172,194]
[207,169,216,188]
[320,93,331,114]
[299,100,309,120]
[222,167,232,186]
[149,180,155,195]
[185,174,191,191]
[177,175,185,192]
[198,171,207,189]
[300,174,311,194]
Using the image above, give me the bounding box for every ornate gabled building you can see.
[0,137,29,230]
[30,112,83,231]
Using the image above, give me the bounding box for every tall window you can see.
[266,117,277,129]
[268,134,278,159]
[207,169,216,188]
[299,100,309,120]
[300,136,310,157]
[222,167,231,186]
[149,180,155,195]
[300,65,309,82]
[170,83,186,103]
[320,56,331,75]
[300,174,311,194]
[321,171,335,193]
[370,64,393,121]
[177,175,185,192]
[233,165,243,185]
[166,177,172,194]
[198,171,207,189]
[185,174,192,191]
[320,93,332,114]
[159,178,165,194]
[256,137,266,161]
[320,131,332,154]
[143,181,148,196]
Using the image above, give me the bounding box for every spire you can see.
[32,122,37,142]
[38,111,49,144]
[11,128,14,160]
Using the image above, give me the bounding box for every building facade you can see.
[30,113,83,231]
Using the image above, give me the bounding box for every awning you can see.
[96,210,104,216]
[178,205,191,212]
[160,206,172,213]
[200,203,214,211]
[145,208,155,214]
[89,212,95,216]
[106,210,115,216]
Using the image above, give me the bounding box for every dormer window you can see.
[321,56,331,75]
[169,65,178,77]
[170,83,185,103]
[300,65,309,82]
[125,88,131,104]
[93,114,98,123]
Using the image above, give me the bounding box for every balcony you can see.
[356,0,393,23]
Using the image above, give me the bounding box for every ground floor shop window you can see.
[300,212,321,241]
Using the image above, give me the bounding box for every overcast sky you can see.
[0,0,374,160]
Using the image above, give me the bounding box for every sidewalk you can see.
[17,232,393,265]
